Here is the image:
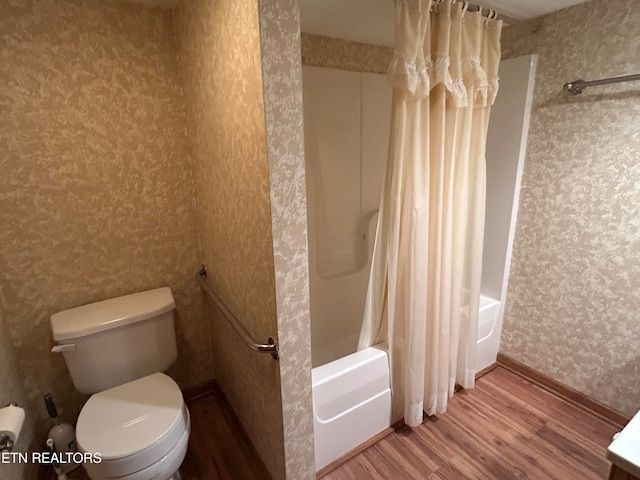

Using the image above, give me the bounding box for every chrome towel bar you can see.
[196,265,279,360]
[564,73,640,95]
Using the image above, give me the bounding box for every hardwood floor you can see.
[322,366,620,480]
[48,367,622,480]
[179,385,270,480]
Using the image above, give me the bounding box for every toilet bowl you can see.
[50,287,191,480]
[78,373,190,480]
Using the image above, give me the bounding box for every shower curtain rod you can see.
[564,73,640,95]
[443,1,522,25]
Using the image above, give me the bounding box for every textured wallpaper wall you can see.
[301,33,392,74]
[259,1,316,477]
[0,0,211,434]
[174,0,286,478]
[501,0,640,416]
[0,309,37,480]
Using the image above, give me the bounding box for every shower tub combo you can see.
[303,54,536,471]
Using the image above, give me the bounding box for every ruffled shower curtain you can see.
[358,0,502,427]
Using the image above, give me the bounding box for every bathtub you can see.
[311,294,501,471]
[312,346,391,471]
[475,295,501,372]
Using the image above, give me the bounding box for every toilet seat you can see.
[99,421,189,480]
[77,373,190,479]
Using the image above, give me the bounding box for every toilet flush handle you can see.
[51,344,75,353]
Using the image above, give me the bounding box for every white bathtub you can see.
[312,346,391,471]
[475,295,501,372]
[311,294,501,471]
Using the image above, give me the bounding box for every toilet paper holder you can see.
[0,433,13,453]
[0,403,17,453]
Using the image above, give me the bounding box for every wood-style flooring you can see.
[52,366,621,480]
[179,385,270,480]
[322,366,620,480]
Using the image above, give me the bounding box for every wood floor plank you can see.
[436,413,531,479]
[471,378,548,432]
[431,454,494,480]
[536,420,612,475]
[487,367,620,439]
[341,459,380,480]
[377,440,436,478]
[383,424,448,472]
[354,453,390,480]
[457,377,613,480]
[448,390,566,479]
[322,366,619,480]
[180,389,269,480]
[415,416,466,462]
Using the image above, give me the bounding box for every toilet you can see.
[50,287,190,480]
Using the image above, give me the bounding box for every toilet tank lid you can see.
[50,287,175,341]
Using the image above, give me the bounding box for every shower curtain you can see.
[358,0,502,427]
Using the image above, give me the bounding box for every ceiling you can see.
[121,0,592,47]
[299,0,592,47]
[123,0,177,8]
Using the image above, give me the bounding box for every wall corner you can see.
[257,0,315,478]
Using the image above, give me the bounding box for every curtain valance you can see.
[388,0,502,107]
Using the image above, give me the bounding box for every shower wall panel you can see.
[303,68,362,279]
[303,66,391,367]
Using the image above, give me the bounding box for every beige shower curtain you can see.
[358,0,502,426]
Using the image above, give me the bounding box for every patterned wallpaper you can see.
[0,0,211,439]
[174,0,286,478]
[0,309,37,479]
[259,1,315,478]
[301,33,393,74]
[501,0,640,416]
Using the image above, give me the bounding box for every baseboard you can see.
[316,420,404,478]
[182,379,217,403]
[497,353,630,428]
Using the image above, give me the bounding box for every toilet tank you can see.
[50,287,177,395]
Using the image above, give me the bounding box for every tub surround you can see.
[476,296,502,372]
[0,0,209,442]
[501,0,640,417]
[480,54,537,371]
[302,65,391,368]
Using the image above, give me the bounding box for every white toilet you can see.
[50,287,190,480]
